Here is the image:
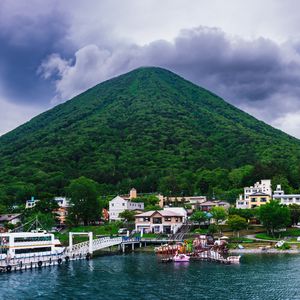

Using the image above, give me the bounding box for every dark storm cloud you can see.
[41,26,300,124]
[0,5,73,105]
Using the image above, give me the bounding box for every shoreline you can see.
[229,248,300,254]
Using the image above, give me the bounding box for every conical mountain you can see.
[0,67,300,198]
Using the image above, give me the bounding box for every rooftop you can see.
[135,210,183,218]
[0,214,21,222]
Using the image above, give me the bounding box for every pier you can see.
[0,233,144,273]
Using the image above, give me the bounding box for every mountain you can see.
[0,67,300,202]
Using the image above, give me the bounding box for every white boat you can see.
[226,255,241,264]
[0,231,64,261]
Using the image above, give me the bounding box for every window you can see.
[153,217,162,224]
[143,217,150,222]
[260,198,267,202]
[251,198,256,202]
[122,203,125,206]
[15,247,51,254]
[164,217,171,222]
[15,236,52,243]
[111,203,114,207]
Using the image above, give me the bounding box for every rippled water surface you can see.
[1,253,300,299]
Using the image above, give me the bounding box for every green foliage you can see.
[0,203,6,214]
[66,176,101,225]
[208,224,218,235]
[227,215,247,236]
[119,210,136,222]
[24,212,56,231]
[190,211,207,228]
[257,200,291,236]
[1,67,300,201]
[228,207,255,222]
[144,205,161,211]
[277,242,291,250]
[132,195,159,209]
[33,198,59,214]
[211,206,227,224]
[288,204,300,225]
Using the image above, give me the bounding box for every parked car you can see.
[118,228,128,235]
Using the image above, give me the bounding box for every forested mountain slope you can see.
[0,67,300,203]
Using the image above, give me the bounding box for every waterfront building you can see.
[236,179,272,209]
[273,185,300,205]
[135,208,185,234]
[109,196,144,221]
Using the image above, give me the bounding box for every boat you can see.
[226,255,241,264]
[173,252,190,262]
[0,231,65,261]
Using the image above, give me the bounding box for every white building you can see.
[25,196,39,209]
[236,179,272,209]
[135,208,186,234]
[109,196,144,221]
[273,185,300,205]
[25,197,70,209]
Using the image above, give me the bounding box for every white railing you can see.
[66,237,122,255]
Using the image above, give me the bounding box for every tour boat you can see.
[173,252,190,262]
[0,231,64,261]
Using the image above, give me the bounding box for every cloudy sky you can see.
[1,0,300,137]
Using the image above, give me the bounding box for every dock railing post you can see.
[89,232,93,255]
[69,233,73,252]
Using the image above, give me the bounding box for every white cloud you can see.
[272,111,300,138]
[0,98,42,136]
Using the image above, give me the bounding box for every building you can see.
[109,196,144,221]
[53,197,70,225]
[236,179,272,209]
[135,208,185,234]
[199,201,230,212]
[0,214,22,226]
[158,194,207,208]
[119,188,138,201]
[25,196,39,209]
[247,192,271,208]
[25,196,70,225]
[273,185,300,205]
[162,207,188,222]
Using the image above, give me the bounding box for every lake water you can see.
[1,253,300,300]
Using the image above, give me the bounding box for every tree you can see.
[190,211,207,228]
[288,204,300,225]
[211,206,227,224]
[119,210,136,222]
[24,212,56,231]
[227,215,247,237]
[258,200,291,237]
[66,176,100,226]
[0,203,6,214]
[210,206,228,235]
[33,198,59,214]
[228,207,255,223]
